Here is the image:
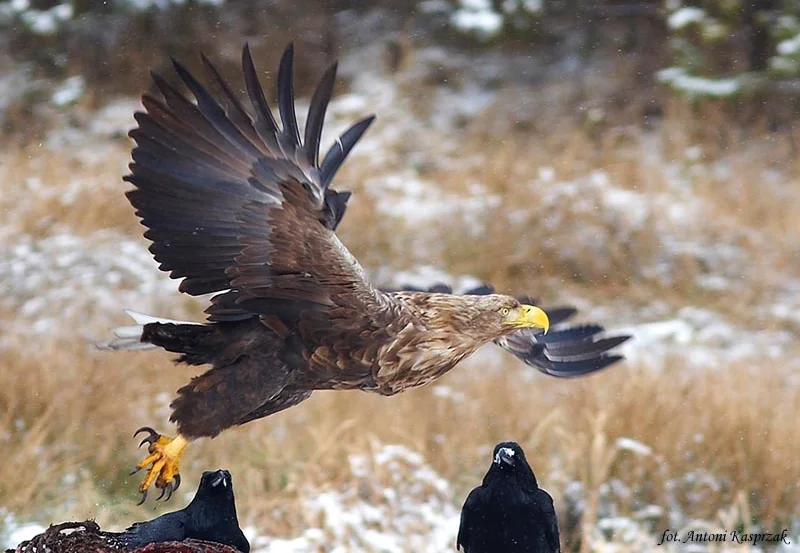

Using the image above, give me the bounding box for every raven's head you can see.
[199,469,233,493]
[486,441,539,490]
[193,469,238,521]
[207,469,232,488]
[493,443,520,467]
[193,469,236,507]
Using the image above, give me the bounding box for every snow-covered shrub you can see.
[660,0,800,99]
[771,13,800,76]
[660,1,745,99]
[447,0,544,41]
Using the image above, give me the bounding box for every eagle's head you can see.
[425,293,549,345]
[378,292,551,391]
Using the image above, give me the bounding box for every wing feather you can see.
[241,44,281,152]
[320,115,376,189]
[200,53,266,151]
[171,58,265,160]
[150,73,248,164]
[305,62,338,167]
[126,44,378,317]
[277,43,302,152]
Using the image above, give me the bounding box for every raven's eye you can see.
[500,307,510,316]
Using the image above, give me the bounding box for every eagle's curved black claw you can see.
[164,481,175,502]
[136,489,148,506]
[129,467,141,476]
[155,479,177,502]
[134,426,157,437]
[134,426,160,448]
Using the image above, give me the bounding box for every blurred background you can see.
[1,0,799,551]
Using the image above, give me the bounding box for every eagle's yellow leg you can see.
[131,427,188,504]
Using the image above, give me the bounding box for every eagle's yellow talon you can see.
[131,429,188,502]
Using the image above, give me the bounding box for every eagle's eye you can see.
[500,307,510,316]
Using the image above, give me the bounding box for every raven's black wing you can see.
[114,511,188,548]
[456,486,484,552]
[388,282,631,377]
[532,489,561,553]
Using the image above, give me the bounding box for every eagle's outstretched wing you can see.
[126,44,379,324]
[387,283,631,376]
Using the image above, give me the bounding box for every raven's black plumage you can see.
[112,470,249,552]
[457,442,560,553]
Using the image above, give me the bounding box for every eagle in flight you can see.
[103,44,631,502]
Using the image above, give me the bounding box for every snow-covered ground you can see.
[246,444,461,553]
[5,441,800,553]
[4,442,799,552]
[1,40,799,552]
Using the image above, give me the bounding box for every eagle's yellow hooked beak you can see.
[504,305,549,333]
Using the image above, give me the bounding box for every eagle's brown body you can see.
[145,292,521,438]
[104,43,629,497]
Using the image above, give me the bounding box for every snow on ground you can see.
[380,265,485,293]
[0,513,45,551]
[43,98,141,164]
[0,231,180,344]
[4,440,797,552]
[618,306,796,371]
[247,444,460,553]
[230,439,800,552]
[363,169,502,231]
[50,75,85,107]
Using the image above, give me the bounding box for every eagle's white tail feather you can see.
[124,309,203,326]
[96,310,202,351]
[113,325,145,339]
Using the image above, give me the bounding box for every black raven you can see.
[457,442,560,553]
[113,469,249,552]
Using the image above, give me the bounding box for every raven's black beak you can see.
[210,469,230,488]
[494,447,516,467]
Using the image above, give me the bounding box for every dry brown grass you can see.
[2,334,798,541]
[1,77,799,549]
